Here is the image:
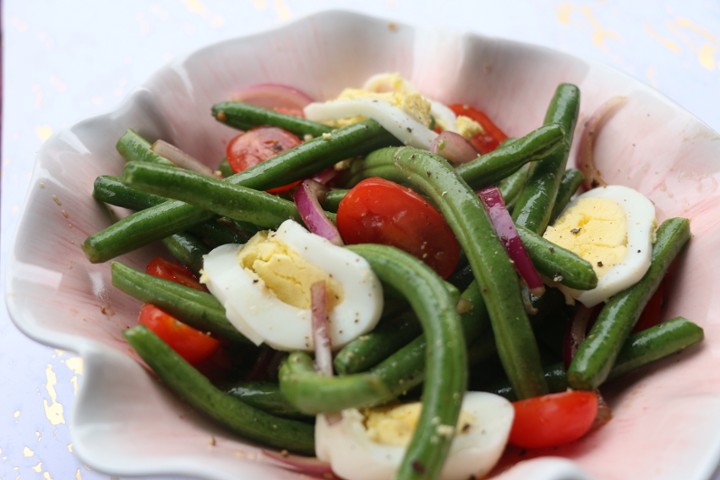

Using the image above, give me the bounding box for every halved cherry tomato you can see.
[138,304,220,366]
[336,177,460,279]
[226,126,302,193]
[448,104,508,154]
[509,390,599,449]
[145,257,205,291]
[140,257,219,365]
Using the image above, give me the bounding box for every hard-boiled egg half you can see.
[303,73,483,149]
[315,392,514,480]
[543,184,656,307]
[200,219,383,351]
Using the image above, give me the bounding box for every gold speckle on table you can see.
[37,125,53,141]
[555,3,621,50]
[43,364,66,426]
[23,446,35,457]
[656,16,720,70]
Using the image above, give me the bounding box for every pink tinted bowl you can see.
[6,10,720,480]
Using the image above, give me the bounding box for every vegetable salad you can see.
[84,73,703,480]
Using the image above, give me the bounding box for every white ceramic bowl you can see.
[6,10,720,480]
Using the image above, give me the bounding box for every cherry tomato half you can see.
[138,304,220,366]
[509,390,599,449]
[448,104,508,154]
[336,177,461,279]
[145,257,205,291]
[226,126,302,193]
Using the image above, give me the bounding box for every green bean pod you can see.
[112,262,250,344]
[224,381,313,420]
[550,168,584,223]
[83,119,396,263]
[121,161,301,229]
[568,217,691,390]
[124,325,315,454]
[512,83,580,233]
[161,231,208,273]
[517,225,598,290]
[362,146,548,399]
[116,129,174,166]
[212,101,332,137]
[492,316,704,399]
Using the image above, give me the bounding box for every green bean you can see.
[116,129,173,165]
[225,382,313,420]
[361,146,547,399]
[124,325,315,454]
[498,164,531,207]
[212,101,332,137]
[121,161,301,229]
[322,188,348,212]
[567,217,691,390]
[517,225,598,290]
[161,231,208,272]
[333,312,422,375]
[112,262,250,344]
[83,119,395,263]
[281,243,467,480]
[455,124,564,189]
[492,316,704,400]
[346,123,563,189]
[512,83,580,233]
[550,168,584,223]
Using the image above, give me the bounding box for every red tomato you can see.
[448,104,508,154]
[336,177,460,279]
[138,304,220,366]
[509,390,599,449]
[145,257,205,291]
[226,126,302,193]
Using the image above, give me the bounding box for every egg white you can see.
[315,392,514,480]
[547,184,656,307]
[201,219,383,351]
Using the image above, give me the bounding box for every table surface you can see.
[2,1,719,479]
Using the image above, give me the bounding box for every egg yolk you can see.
[454,114,484,139]
[237,231,343,310]
[362,403,475,447]
[543,197,627,277]
[334,73,433,127]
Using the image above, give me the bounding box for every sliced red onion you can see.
[151,140,214,176]
[293,179,343,246]
[311,280,334,377]
[261,449,339,479]
[562,304,596,367]
[230,83,315,111]
[478,186,545,297]
[576,96,627,190]
[430,130,480,165]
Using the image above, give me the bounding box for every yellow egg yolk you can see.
[543,197,628,278]
[362,403,475,447]
[454,114,484,139]
[333,73,433,127]
[237,231,343,310]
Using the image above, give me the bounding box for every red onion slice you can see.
[293,179,343,246]
[562,304,597,367]
[576,96,627,190]
[261,449,339,479]
[430,130,480,165]
[151,140,214,176]
[478,186,545,297]
[311,280,333,377]
[231,83,314,111]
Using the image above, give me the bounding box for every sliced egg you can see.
[315,392,514,480]
[543,184,656,307]
[200,219,383,351]
[304,72,483,150]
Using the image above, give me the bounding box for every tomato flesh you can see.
[226,126,302,193]
[448,104,508,154]
[146,257,205,291]
[336,177,460,279]
[508,390,599,449]
[138,304,220,366]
